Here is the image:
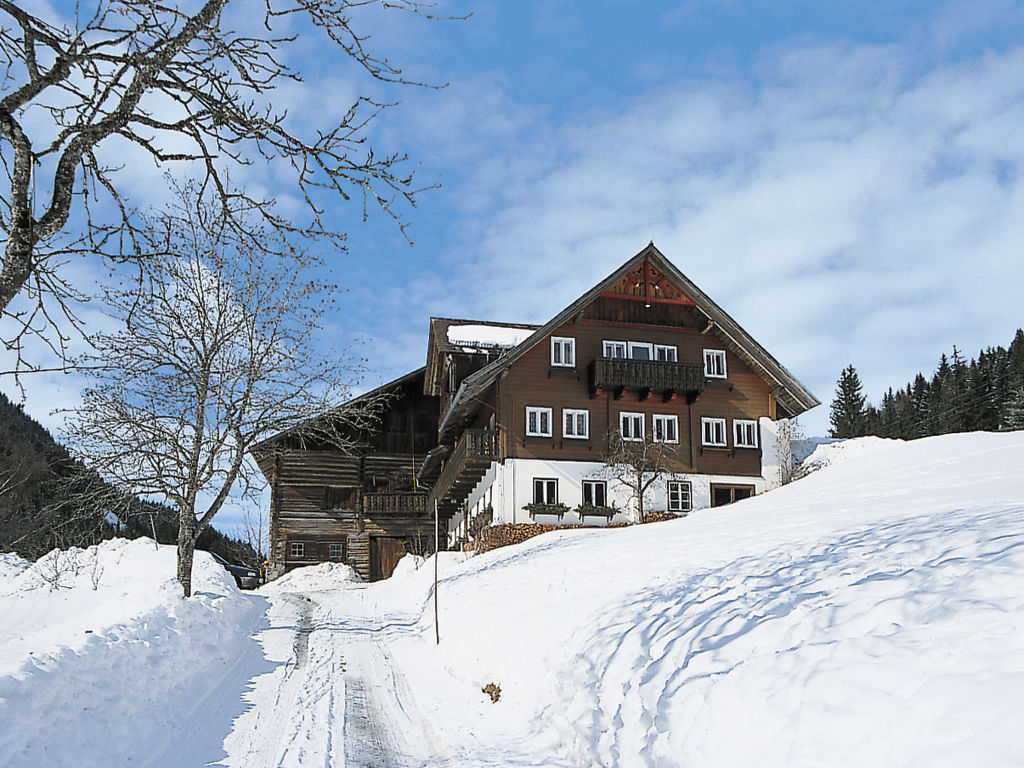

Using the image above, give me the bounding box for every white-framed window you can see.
[603,340,627,358]
[620,411,644,441]
[526,406,553,437]
[562,408,590,439]
[734,419,759,448]
[582,479,607,507]
[701,417,727,447]
[653,414,679,443]
[551,336,576,367]
[289,541,304,558]
[667,480,692,513]
[628,341,653,360]
[533,478,558,504]
[329,543,344,560]
[654,344,678,362]
[703,349,727,378]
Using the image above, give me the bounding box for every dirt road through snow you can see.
[217,585,452,768]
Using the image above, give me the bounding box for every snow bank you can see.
[0,538,266,768]
[379,431,1024,767]
[260,560,361,593]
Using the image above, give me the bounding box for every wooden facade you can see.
[255,369,440,581]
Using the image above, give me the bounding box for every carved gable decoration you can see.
[600,256,695,305]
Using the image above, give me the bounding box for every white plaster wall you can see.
[471,458,768,527]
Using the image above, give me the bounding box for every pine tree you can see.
[829,365,869,438]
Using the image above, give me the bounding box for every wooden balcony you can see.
[362,491,428,517]
[427,429,503,520]
[589,358,705,400]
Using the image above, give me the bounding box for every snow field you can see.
[1,432,1022,767]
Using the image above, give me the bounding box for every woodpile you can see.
[474,511,680,554]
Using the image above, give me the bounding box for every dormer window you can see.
[551,337,576,367]
[703,349,727,378]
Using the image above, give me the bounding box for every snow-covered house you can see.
[255,243,819,578]
[418,243,819,542]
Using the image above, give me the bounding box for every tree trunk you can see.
[177,515,196,598]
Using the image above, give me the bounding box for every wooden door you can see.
[370,537,405,581]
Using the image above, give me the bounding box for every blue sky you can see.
[330,0,1024,431]
[7,0,1024,535]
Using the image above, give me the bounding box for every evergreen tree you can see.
[1004,387,1024,430]
[829,365,869,438]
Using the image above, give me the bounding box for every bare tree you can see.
[66,181,385,596]
[1,0,452,370]
[602,430,678,523]
[774,417,806,486]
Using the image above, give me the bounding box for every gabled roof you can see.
[436,243,819,442]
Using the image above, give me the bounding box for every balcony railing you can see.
[362,491,428,516]
[590,358,705,397]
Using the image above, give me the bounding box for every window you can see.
[533,478,558,504]
[667,480,692,513]
[734,419,759,448]
[563,408,590,439]
[628,341,653,360]
[582,480,607,507]
[603,340,627,358]
[289,541,304,558]
[620,411,644,441]
[701,417,727,447]
[551,337,576,367]
[703,349,727,378]
[654,344,678,362]
[329,543,345,560]
[653,414,679,443]
[526,406,553,437]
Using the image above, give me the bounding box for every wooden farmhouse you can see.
[254,244,819,581]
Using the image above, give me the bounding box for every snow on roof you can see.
[445,323,535,352]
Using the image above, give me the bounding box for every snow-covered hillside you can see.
[380,431,1024,766]
[1,431,1022,767]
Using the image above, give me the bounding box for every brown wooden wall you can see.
[263,369,440,582]
[493,302,771,477]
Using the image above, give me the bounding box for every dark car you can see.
[209,552,261,590]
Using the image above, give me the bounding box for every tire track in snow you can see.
[216,593,346,768]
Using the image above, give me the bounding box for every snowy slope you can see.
[372,431,1024,767]
[1,432,1022,767]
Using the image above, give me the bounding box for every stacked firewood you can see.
[474,511,680,554]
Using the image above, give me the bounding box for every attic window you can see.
[703,349,727,378]
[551,337,576,367]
